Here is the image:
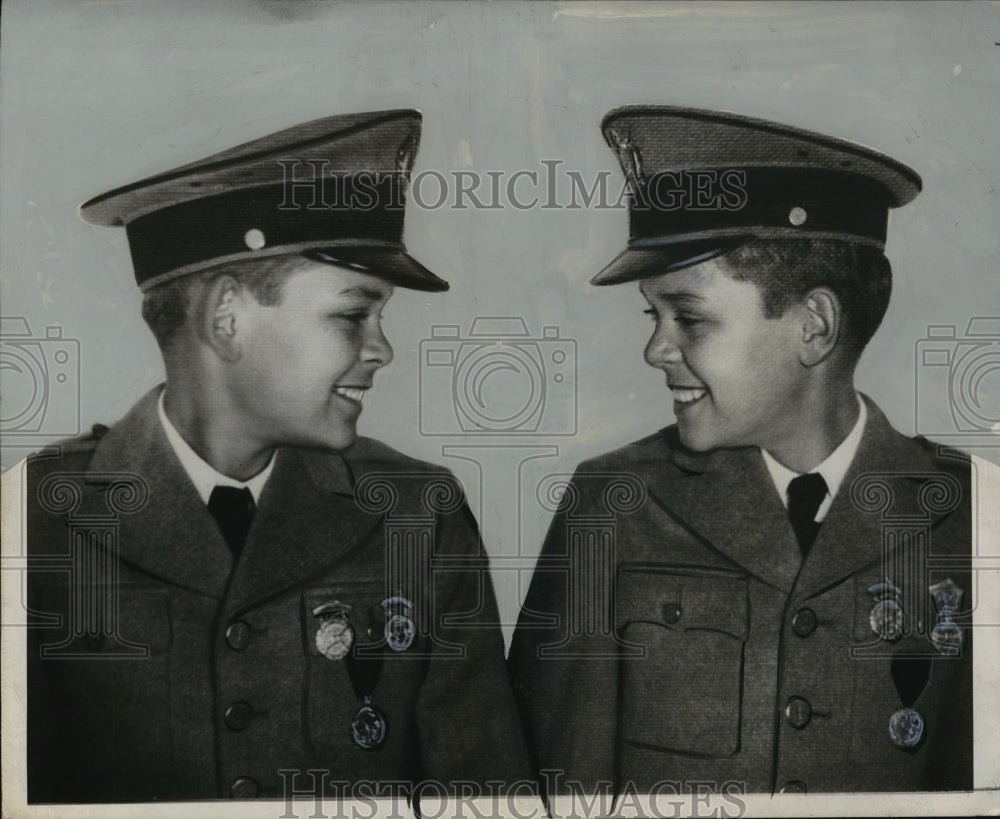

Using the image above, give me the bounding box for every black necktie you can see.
[787,473,828,556]
[208,486,256,559]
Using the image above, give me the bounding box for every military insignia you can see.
[312,601,354,661]
[351,695,388,750]
[888,706,925,749]
[929,578,964,656]
[382,596,416,652]
[396,134,417,178]
[868,580,904,642]
[607,127,645,194]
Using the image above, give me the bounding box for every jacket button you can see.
[224,701,255,731]
[779,780,807,794]
[791,608,818,637]
[662,603,682,624]
[784,696,812,729]
[226,621,251,651]
[230,777,260,798]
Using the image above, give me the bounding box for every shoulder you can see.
[338,436,451,477]
[573,425,681,474]
[26,423,111,477]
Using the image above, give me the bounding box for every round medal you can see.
[351,697,388,750]
[385,613,416,652]
[315,619,354,661]
[869,598,903,642]
[888,707,925,749]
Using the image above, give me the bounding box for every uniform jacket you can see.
[509,396,973,795]
[27,387,530,802]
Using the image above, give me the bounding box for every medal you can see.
[345,619,386,750]
[868,580,904,642]
[381,596,416,652]
[888,707,925,749]
[351,695,388,750]
[312,601,354,661]
[929,578,964,656]
[888,655,931,751]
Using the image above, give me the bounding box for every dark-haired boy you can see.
[510,107,973,795]
[26,111,529,802]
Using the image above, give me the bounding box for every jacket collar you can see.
[635,394,956,595]
[86,386,382,607]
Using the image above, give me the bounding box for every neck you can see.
[162,381,274,481]
[763,377,859,474]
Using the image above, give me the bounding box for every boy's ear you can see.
[201,275,245,363]
[798,286,842,367]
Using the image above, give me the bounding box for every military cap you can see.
[593,105,922,285]
[80,110,448,292]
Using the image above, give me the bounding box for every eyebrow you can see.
[649,291,705,304]
[337,287,388,301]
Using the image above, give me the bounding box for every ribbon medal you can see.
[888,656,932,750]
[351,695,388,751]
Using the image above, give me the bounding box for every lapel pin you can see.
[868,579,904,642]
[312,601,354,661]
[929,578,964,656]
[382,596,416,652]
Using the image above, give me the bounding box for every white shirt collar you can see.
[157,389,275,506]
[761,394,867,523]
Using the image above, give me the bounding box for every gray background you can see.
[2,0,998,638]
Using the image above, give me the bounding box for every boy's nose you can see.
[364,327,394,368]
[644,326,682,368]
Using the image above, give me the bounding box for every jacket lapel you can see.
[636,431,803,592]
[223,446,384,613]
[792,396,956,600]
[86,386,234,598]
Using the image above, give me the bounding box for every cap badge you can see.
[396,134,417,179]
[607,126,646,194]
[868,579,904,642]
[312,601,354,661]
[382,596,416,652]
[929,578,964,656]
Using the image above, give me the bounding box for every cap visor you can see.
[590,237,749,286]
[306,246,449,292]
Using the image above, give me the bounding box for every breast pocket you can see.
[617,566,749,758]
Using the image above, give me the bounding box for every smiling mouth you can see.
[669,385,708,406]
[333,386,368,404]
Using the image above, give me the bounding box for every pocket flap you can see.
[617,566,748,640]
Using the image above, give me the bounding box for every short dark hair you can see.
[140,254,305,350]
[717,238,892,359]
